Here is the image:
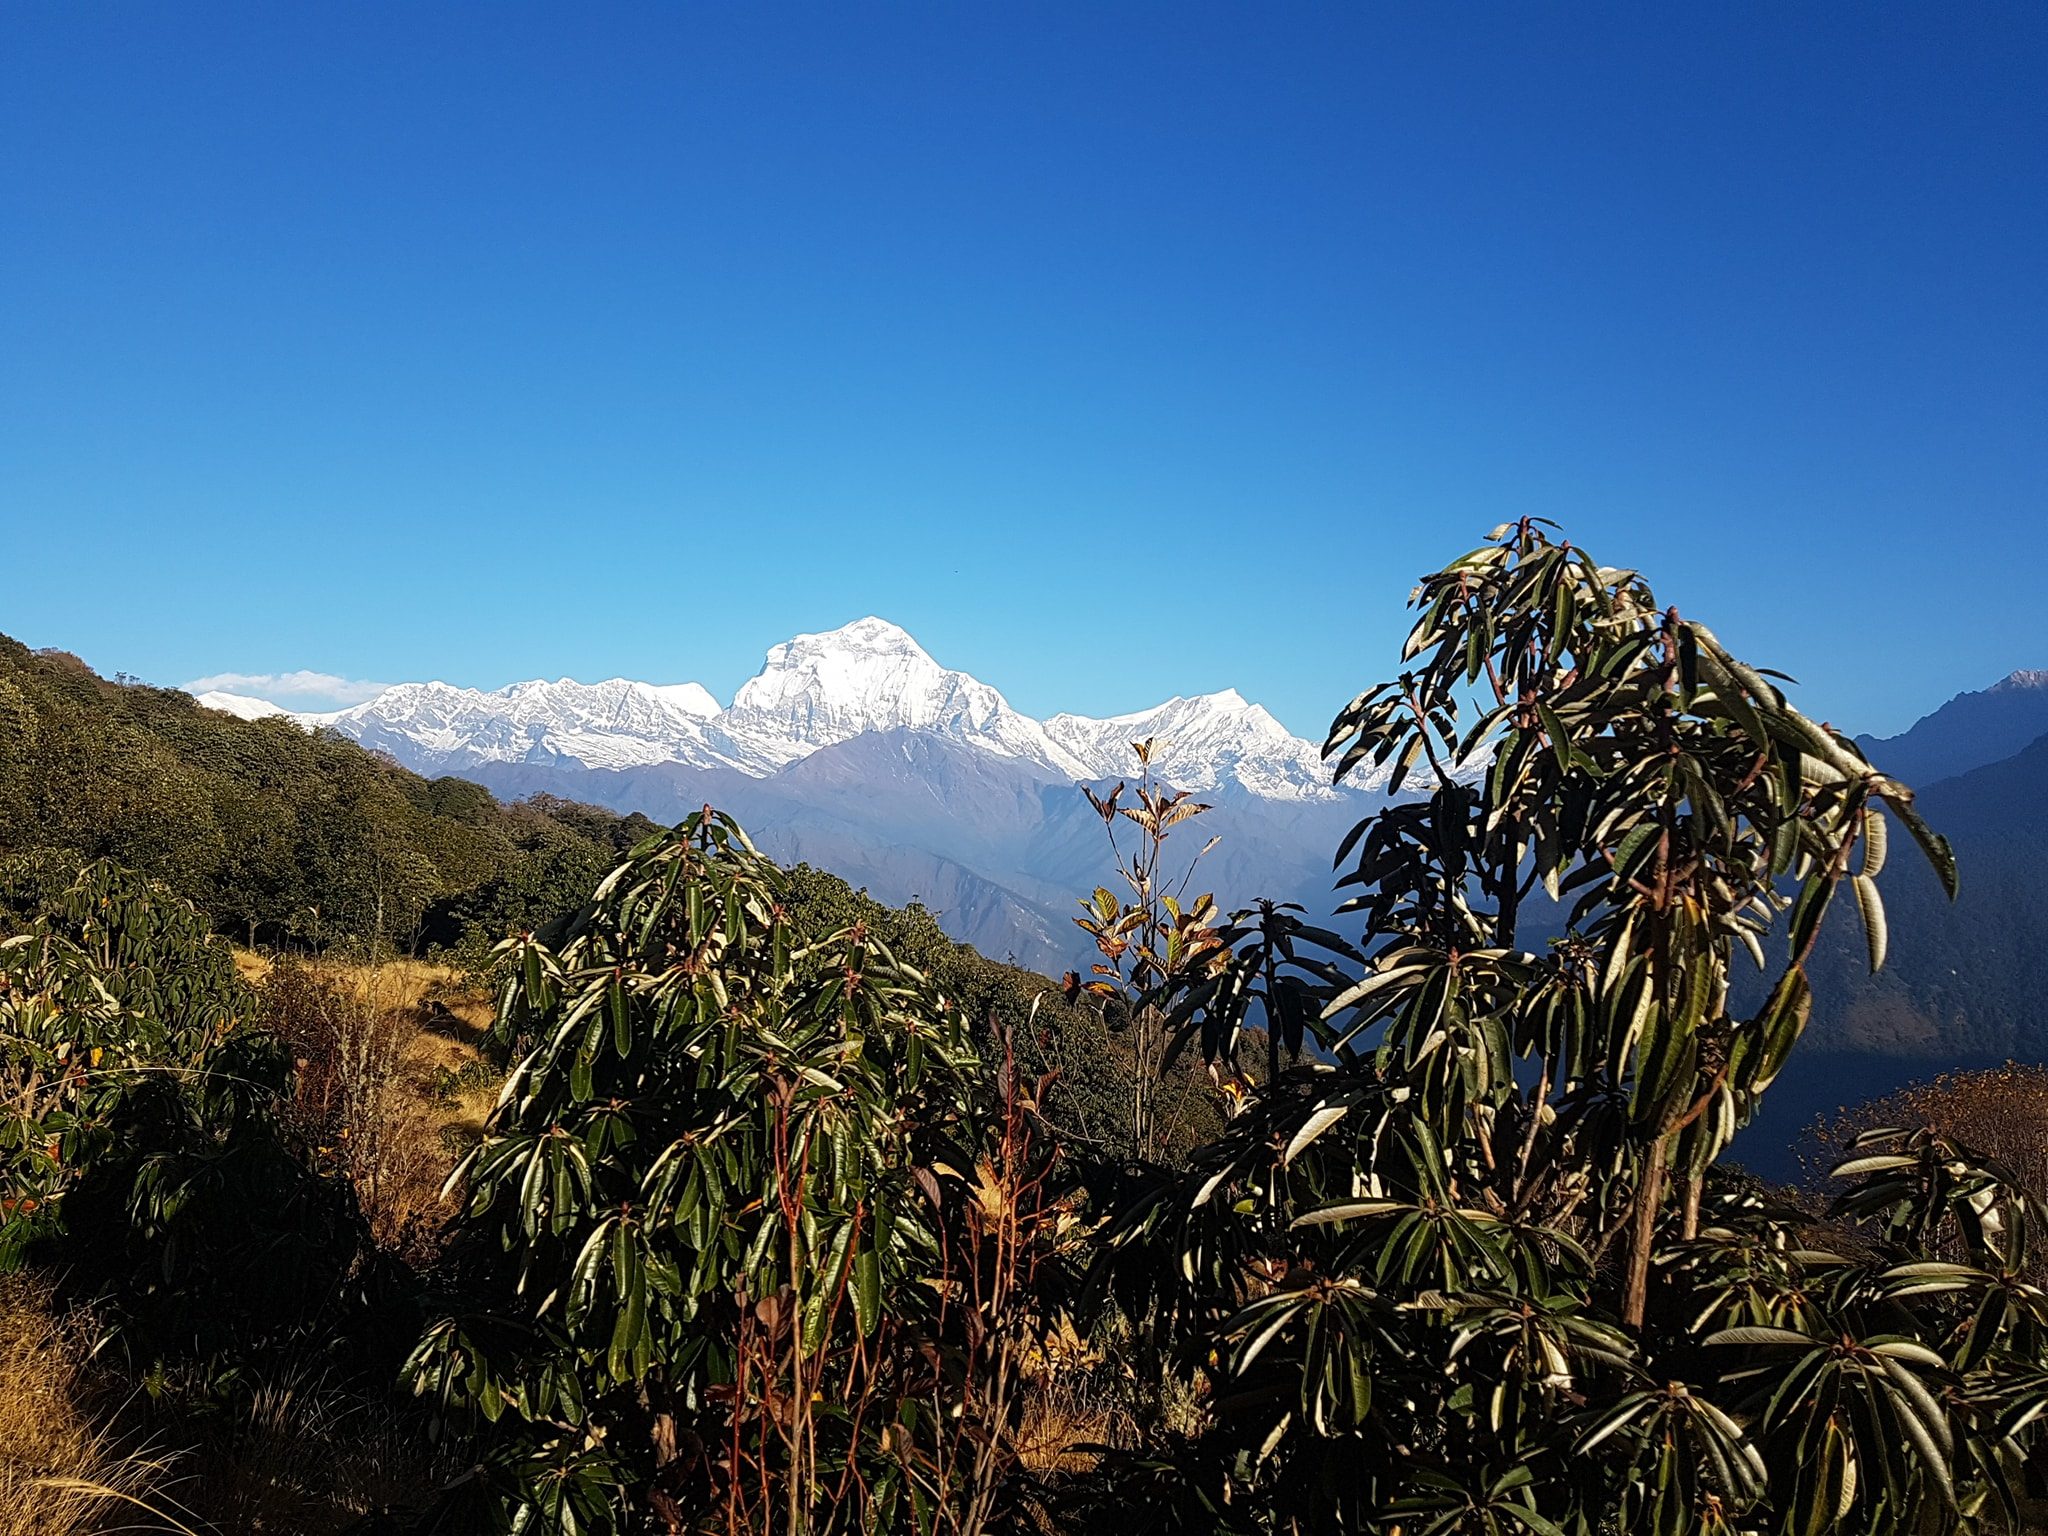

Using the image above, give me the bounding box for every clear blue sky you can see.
[2,5,2041,737]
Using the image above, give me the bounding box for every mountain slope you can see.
[0,636,658,949]
[461,727,1370,975]
[1802,728,2048,1057]
[1856,669,2048,786]
[1732,728,2048,1177]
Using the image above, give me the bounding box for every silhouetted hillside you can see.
[1807,727,2048,1058]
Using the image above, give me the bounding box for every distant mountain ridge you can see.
[192,619,1389,971]
[197,641,2048,1041]
[195,617,1378,804]
[1857,669,2048,786]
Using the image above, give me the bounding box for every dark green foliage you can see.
[778,861,1227,1162]
[0,861,406,1381]
[0,634,657,953]
[0,859,255,1260]
[411,812,1075,1535]
[1073,523,2043,1535]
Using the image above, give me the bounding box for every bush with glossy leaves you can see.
[1,858,259,1261]
[1071,523,2048,1536]
[409,810,1074,1536]
[0,859,398,1377]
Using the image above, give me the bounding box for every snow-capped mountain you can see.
[1046,689,1377,801]
[192,690,298,722]
[201,617,1359,802]
[310,677,738,773]
[719,618,1093,778]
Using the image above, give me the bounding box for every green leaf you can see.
[804,1218,858,1353]
[609,974,632,1058]
[608,1252,646,1383]
[1788,874,1833,962]
[1829,1153,1917,1179]
[1851,874,1887,972]
[1291,1199,1406,1229]
[1285,1102,1351,1164]
[1702,1325,1815,1347]
[852,1245,881,1338]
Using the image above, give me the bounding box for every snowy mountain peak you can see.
[194,690,294,722]
[743,617,932,679]
[188,619,1364,800]
[812,616,924,653]
[1992,670,2048,693]
[1047,688,1360,801]
[727,620,1089,777]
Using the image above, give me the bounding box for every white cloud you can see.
[182,670,388,706]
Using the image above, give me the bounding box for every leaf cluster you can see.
[1072,523,2024,1535]
[410,811,1077,1534]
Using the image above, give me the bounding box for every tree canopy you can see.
[1075,520,2031,1535]
[0,634,659,952]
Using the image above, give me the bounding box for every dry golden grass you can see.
[250,952,501,1260]
[229,946,269,989]
[0,957,495,1534]
[332,958,498,1252]
[0,1276,192,1535]
[1010,1368,1131,1475]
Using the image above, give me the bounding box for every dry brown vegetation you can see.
[249,951,499,1260]
[0,1275,190,1535]
[0,955,501,1533]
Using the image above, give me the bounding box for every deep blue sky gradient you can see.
[2,5,2042,736]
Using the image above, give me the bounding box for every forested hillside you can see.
[1804,727,2048,1057]
[0,633,658,950]
[0,630,1217,1166]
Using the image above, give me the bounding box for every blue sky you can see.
[2,5,2041,739]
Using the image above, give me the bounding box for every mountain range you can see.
[196,619,1384,971]
[1853,670,2048,787]
[197,618,1357,799]
[195,626,2048,1078]
[191,633,2048,1174]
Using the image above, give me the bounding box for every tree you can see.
[1077,521,2036,1535]
[0,630,645,956]
[1072,738,1234,1161]
[0,860,390,1376]
[1,858,252,1265]
[410,811,1072,1535]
